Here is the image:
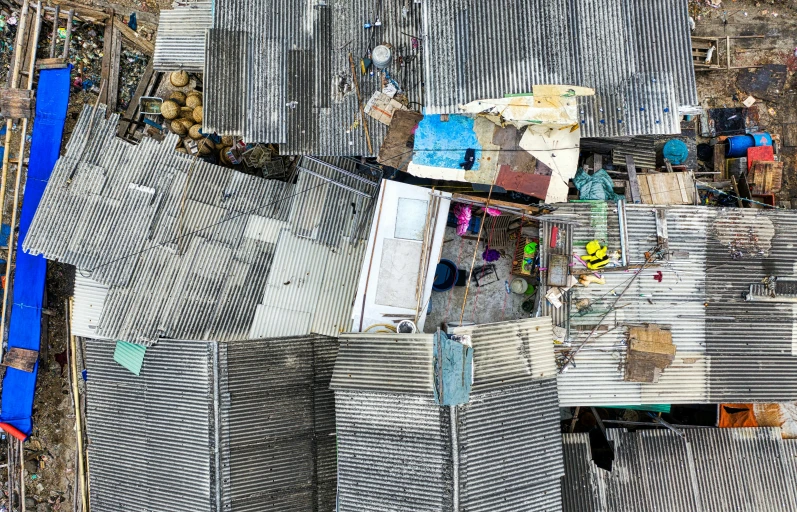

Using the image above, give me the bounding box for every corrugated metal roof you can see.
[453,317,558,392]
[332,320,564,511]
[562,428,797,512]
[71,274,109,339]
[540,204,797,405]
[153,0,212,72]
[422,0,699,137]
[25,106,376,344]
[204,0,424,155]
[330,333,435,394]
[457,380,564,511]
[85,335,338,512]
[85,338,217,512]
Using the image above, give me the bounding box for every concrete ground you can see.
[424,225,535,333]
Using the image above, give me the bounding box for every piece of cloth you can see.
[0,66,71,439]
[719,404,758,428]
[453,203,472,236]
[573,169,624,201]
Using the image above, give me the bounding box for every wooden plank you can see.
[625,155,641,203]
[676,173,689,203]
[113,17,155,55]
[106,24,122,113]
[62,10,74,60]
[664,159,674,173]
[2,347,38,372]
[47,0,110,21]
[49,5,60,58]
[714,143,726,178]
[99,10,114,105]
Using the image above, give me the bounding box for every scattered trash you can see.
[742,95,756,107]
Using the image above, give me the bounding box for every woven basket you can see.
[185,94,202,109]
[170,70,189,87]
[160,100,179,120]
[219,146,232,165]
[193,105,203,123]
[198,138,215,155]
[221,135,234,146]
[169,91,186,106]
[179,107,195,120]
[189,124,203,140]
[171,119,188,136]
[175,146,188,154]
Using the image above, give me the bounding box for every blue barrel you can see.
[725,134,755,157]
[750,132,772,147]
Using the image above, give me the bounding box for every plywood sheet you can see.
[638,172,695,205]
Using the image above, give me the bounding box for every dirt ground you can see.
[691,0,797,205]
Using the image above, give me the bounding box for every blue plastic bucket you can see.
[433,259,459,292]
[750,132,772,147]
[725,135,755,158]
[663,139,689,165]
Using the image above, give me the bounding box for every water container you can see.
[663,139,689,165]
[750,132,772,147]
[372,45,392,69]
[433,259,459,292]
[725,134,755,158]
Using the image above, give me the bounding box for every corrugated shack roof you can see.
[203,0,424,155]
[153,0,212,72]
[422,0,699,137]
[562,428,797,512]
[332,318,565,511]
[539,203,797,405]
[85,335,338,512]
[25,105,378,345]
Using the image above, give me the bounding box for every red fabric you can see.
[747,145,774,171]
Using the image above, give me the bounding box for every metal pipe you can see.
[19,438,24,512]
[0,0,42,361]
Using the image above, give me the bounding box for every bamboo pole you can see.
[67,299,88,512]
[0,0,31,285]
[348,53,373,155]
[0,1,42,361]
[19,438,24,512]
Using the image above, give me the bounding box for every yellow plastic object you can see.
[586,240,601,255]
[587,257,609,270]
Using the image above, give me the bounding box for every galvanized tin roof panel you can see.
[218,336,338,511]
[457,379,564,512]
[335,390,455,512]
[85,338,216,512]
[562,428,797,512]
[153,0,212,72]
[26,106,372,344]
[205,0,423,155]
[71,274,109,339]
[422,0,698,137]
[203,28,250,137]
[452,317,558,391]
[330,333,435,394]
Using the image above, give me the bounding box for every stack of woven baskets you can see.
[160,71,227,159]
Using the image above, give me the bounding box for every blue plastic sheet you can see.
[0,66,71,437]
[433,331,473,406]
[573,169,625,202]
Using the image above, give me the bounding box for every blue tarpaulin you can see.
[0,66,71,439]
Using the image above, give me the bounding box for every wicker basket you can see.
[198,138,215,155]
[219,146,232,165]
[170,70,189,87]
[189,124,203,140]
[179,107,195,120]
[169,91,187,106]
[193,105,203,123]
[160,100,179,120]
[171,119,188,136]
[221,135,234,146]
[185,94,202,109]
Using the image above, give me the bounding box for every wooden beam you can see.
[113,17,154,55]
[48,5,59,58]
[452,193,542,214]
[46,0,110,22]
[107,23,121,113]
[99,9,113,105]
[625,155,642,204]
